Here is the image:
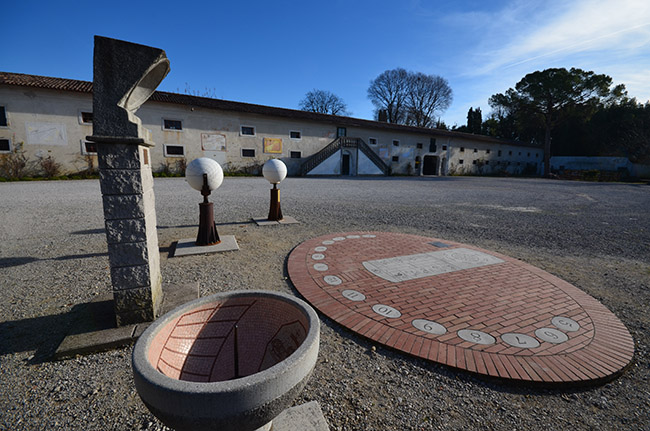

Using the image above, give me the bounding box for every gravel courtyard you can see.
[1,176,648,430]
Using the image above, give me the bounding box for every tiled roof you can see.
[0,71,538,147]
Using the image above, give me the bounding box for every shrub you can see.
[0,142,29,179]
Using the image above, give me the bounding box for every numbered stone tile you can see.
[311,253,325,260]
[346,235,361,239]
[372,304,401,319]
[362,234,376,238]
[552,316,580,332]
[535,328,569,344]
[333,237,346,241]
[322,240,334,245]
[457,329,496,345]
[314,246,327,252]
[501,333,540,349]
[323,275,342,286]
[313,263,328,272]
[412,319,447,335]
[342,290,366,302]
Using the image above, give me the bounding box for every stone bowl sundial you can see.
[288,232,634,386]
[132,290,320,431]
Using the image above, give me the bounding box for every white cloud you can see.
[473,0,650,74]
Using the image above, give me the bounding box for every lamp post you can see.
[262,159,287,222]
[186,158,224,246]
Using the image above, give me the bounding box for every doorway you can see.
[342,153,351,175]
[422,155,438,175]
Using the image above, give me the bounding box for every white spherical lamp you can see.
[262,159,287,185]
[186,158,224,192]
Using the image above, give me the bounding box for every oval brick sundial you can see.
[287,232,635,385]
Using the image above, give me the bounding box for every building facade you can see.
[0,72,543,177]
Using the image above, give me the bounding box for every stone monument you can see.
[87,36,169,326]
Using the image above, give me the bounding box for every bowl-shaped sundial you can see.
[132,290,320,431]
[288,232,634,386]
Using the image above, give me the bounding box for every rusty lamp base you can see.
[268,185,283,222]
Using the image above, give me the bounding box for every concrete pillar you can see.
[87,36,170,326]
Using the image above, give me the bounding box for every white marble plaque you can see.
[311,253,325,260]
[346,235,361,239]
[458,329,496,345]
[322,240,335,245]
[342,290,366,301]
[314,246,327,252]
[535,328,568,344]
[412,319,447,335]
[552,316,580,332]
[501,333,540,349]
[324,275,342,286]
[362,234,376,238]
[362,248,504,282]
[313,263,329,272]
[333,237,346,241]
[372,304,401,319]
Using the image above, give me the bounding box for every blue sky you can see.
[2,0,649,127]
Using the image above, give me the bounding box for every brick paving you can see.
[287,232,635,384]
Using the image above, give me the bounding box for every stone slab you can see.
[173,235,239,257]
[271,401,329,431]
[253,216,300,226]
[54,282,198,360]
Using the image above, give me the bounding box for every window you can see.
[242,148,256,157]
[508,151,512,156]
[368,137,377,145]
[460,147,465,152]
[474,148,478,153]
[518,152,522,156]
[163,119,183,131]
[417,143,423,149]
[392,156,399,162]
[486,160,490,165]
[337,127,346,137]
[429,138,437,152]
[240,125,256,136]
[459,159,464,164]
[290,151,302,158]
[486,149,491,154]
[79,111,93,124]
[0,138,11,152]
[290,131,301,140]
[392,140,399,147]
[472,160,477,165]
[536,153,539,158]
[498,150,502,157]
[0,106,7,127]
[81,140,97,155]
[442,145,447,151]
[527,152,531,157]
[164,144,185,157]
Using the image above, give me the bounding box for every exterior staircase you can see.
[300,137,390,176]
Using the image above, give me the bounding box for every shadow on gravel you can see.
[71,228,105,235]
[0,253,108,268]
[157,220,253,230]
[0,299,115,364]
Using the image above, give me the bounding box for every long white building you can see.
[0,72,543,177]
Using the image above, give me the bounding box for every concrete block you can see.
[99,169,143,195]
[102,194,145,220]
[173,235,239,257]
[116,308,155,326]
[105,218,147,244]
[271,401,329,431]
[111,264,151,289]
[107,242,149,267]
[113,286,153,310]
[98,143,141,169]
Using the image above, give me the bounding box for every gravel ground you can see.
[1,176,649,430]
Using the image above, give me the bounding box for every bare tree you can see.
[404,73,453,128]
[368,68,453,128]
[367,68,410,123]
[299,89,350,116]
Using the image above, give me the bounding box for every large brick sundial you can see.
[287,232,634,385]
